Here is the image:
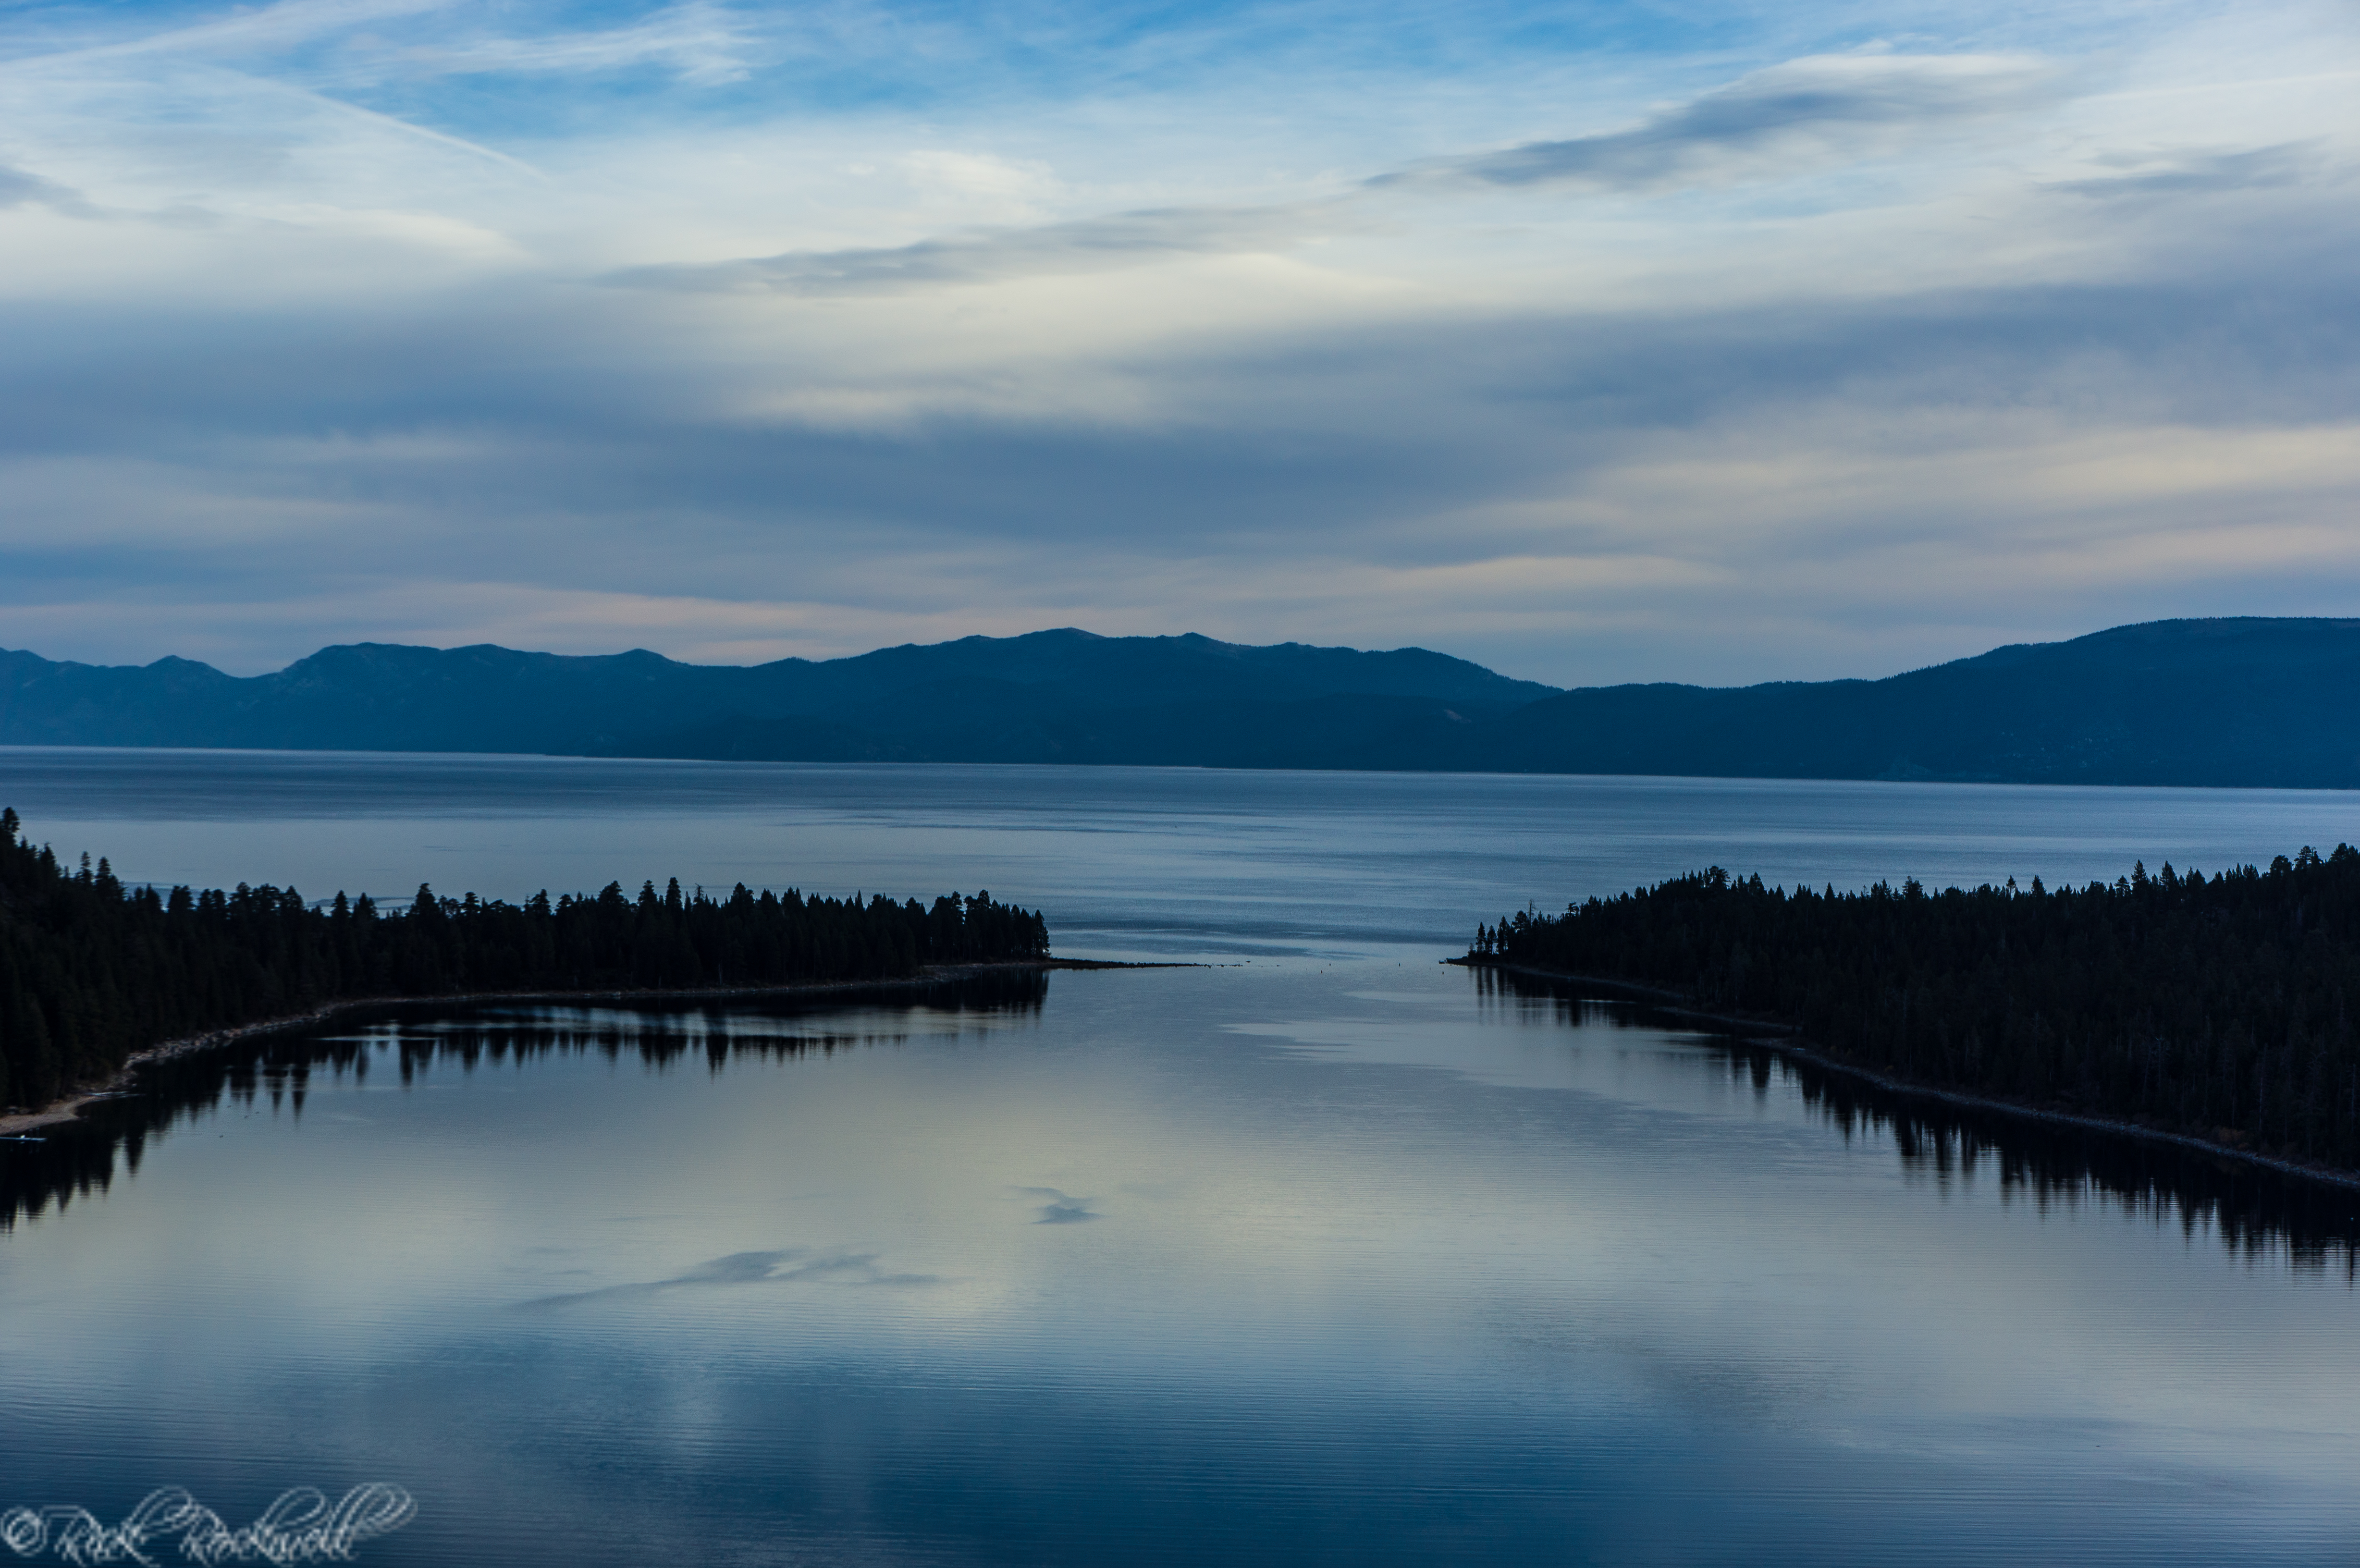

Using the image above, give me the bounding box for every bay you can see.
[5,745,2360,959]
[3,749,2360,1566]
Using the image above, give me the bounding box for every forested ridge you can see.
[1472,846,2360,1171]
[0,807,1048,1111]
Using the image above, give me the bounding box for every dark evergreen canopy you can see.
[1474,847,2360,1172]
[0,807,1047,1111]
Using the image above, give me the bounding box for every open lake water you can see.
[5,749,2360,1566]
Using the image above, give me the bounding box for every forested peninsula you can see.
[0,807,1049,1114]
[1470,847,2360,1175]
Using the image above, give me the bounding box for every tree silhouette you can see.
[0,807,1050,1112]
[1472,845,2360,1171]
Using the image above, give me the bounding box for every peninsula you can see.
[0,807,1053,1127]
[1467,847,2360,1177]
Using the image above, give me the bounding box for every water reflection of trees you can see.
[0,971,1047,1232]
[1476,967,2360,1277]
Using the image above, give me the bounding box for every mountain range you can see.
[1,617,2355,787]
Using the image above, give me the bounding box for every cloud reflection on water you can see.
[515,1247,944,1309]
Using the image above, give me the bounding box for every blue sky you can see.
[0,0,2354,683]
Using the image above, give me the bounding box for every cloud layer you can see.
[0,0,2355,682]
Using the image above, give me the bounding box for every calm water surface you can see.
[4,751,2360,1566]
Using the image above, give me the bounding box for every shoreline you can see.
[1452,956,2360,1195]
[0,957,1191,1140]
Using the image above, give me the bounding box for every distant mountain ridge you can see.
[0,630,1557,761]
[0,618,2355,787]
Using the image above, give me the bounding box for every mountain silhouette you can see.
[1,618,2354,786]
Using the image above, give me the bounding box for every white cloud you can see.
[0,0,2355,683]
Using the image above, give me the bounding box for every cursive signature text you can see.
[0,1485,415,1566]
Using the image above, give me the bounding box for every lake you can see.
[4,749,2360,1566]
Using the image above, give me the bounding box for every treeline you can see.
[1472,847,2360,1171]
[0,807,1049,1111]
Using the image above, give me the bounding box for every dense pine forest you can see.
[0,807,1049,1112]
[1472,847,2360,1172]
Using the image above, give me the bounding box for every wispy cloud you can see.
[0,163,98,218]
[617,51,2064,295]
[0,0,455,68]
[0,0,2354,682]
[2049,141,2324,199]
[1371,51,2060,193]
[353,1,761,86]
[1,0,756,86]
[613,200,1352,293]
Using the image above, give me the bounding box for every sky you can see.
[0,0,2354,687]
